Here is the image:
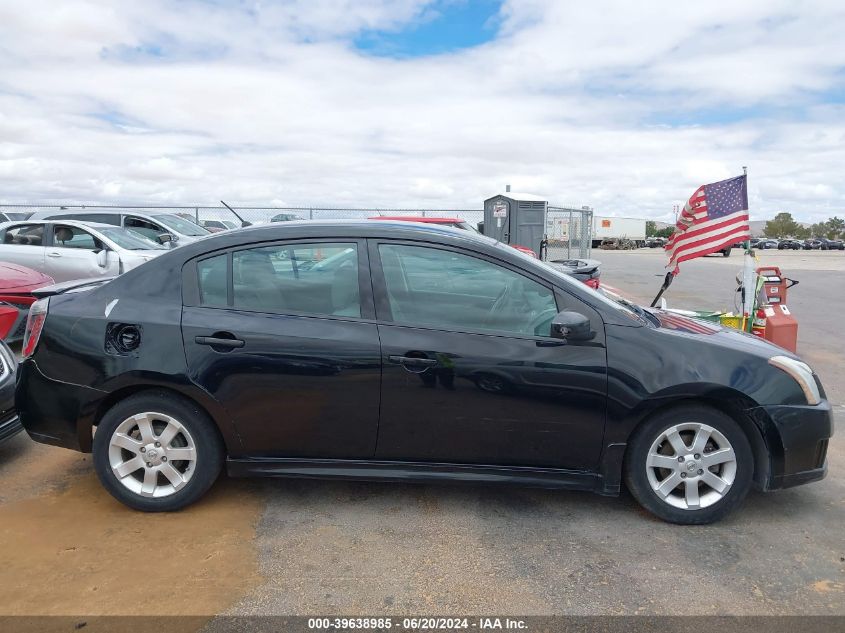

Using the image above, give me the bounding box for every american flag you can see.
[666,175,751,271]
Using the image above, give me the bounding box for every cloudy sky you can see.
[1,0,844,221]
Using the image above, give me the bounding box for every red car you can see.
[368,216,539,258]
[0,262,54,341]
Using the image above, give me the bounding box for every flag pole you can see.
[741,166,756,331]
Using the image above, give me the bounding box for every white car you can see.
[0,220,166,282]
[201,219,238,231]
[27,209,210,246]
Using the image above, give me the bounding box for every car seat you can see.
[54,227,73,245]
[234,250,281,311]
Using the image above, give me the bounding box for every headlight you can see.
[768,355,821,405]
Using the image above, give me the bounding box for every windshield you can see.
[488,238,648,322]
[153,214,210,236]
[99,227,167,250]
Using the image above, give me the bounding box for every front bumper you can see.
[751,400,833,490]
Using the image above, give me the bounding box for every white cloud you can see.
[0,0,844,221]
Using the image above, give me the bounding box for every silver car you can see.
[27,209,210,246]
[0,220,166,282]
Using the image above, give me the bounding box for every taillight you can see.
[22,297,49,358]
[584,278,601,290]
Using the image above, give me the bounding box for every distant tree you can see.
[646,221,675,239]
[763,212,803,238]
[824,216,844,239]
[794,225,810,239]
[809,222,828,238]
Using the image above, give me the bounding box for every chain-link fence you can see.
[0,204,483,227]
[0,203,592,258]
[545,206,593,260]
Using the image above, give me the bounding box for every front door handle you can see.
[195,335,245,349]
[47,252,62,258]
[388,355,437,368]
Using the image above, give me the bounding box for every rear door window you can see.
[197,254,228,307]
[2,224,44,246]
[195,243,362,318]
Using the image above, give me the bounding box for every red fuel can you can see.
[762,304,798,352]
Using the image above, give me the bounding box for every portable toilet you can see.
[483,192,548,257]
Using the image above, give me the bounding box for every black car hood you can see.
[648,308,798,361]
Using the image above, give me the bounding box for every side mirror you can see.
[157,232,175,245]
[550,311,593,341]
[96,249,109,268]
[241,221,252,227]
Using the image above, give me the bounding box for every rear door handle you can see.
[388,355,437,367]
[195,336,245,349]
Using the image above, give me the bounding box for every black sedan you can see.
[15,221,832,524]
[803,238,843,250]
[777,239,803,250]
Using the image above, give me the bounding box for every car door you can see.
[370,241,608,470]
[44,224,120,282]
[181,239,382,458]
[0,223,47,273]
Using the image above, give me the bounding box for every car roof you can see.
[368,216,464,224]
[2,219,120,230]
[173,219,498,256]
[29,209,165,219]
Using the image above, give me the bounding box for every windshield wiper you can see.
[617,298,658,326]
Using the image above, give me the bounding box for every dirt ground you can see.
[0,439,263,619]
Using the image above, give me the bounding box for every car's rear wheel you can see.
[624,405,753,524]
[93,391,223,511]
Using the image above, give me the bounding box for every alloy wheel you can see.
[108,412,197,498]
[645,422,737,510]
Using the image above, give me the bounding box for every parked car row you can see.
[25,209,211,245]
[750,237,845,250]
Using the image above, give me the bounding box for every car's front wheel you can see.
[93,391,224,511]
[624,405,754,524]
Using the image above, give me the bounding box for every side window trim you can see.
[184,238,376,321]
[369,239,560,339]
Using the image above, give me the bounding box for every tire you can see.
[93,390,224,511]
[624,404,754,524]
[722,249,731,257]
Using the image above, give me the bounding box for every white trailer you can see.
[591,216,647,248]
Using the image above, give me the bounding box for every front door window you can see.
[378,244,558,337]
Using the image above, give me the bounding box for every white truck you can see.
[591,216,647,248]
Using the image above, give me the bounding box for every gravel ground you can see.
[0,248,842,619]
